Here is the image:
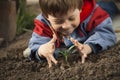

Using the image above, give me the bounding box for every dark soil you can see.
[0,32,120,80]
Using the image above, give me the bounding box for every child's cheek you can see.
[72,18,80,28]
[52,25,61,31]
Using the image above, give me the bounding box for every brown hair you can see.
[39,0,82,17]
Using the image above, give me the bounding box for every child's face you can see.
[47,8,81,36]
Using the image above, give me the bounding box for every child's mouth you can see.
[57,31,71,39]
[49,26,70,39]
[58,31,68,36]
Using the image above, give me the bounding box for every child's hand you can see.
[70,37,92,63]
[38,34,58,68]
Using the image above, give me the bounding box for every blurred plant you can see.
[17,0,36,35]
[59,45,75,63]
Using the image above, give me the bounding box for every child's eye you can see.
[68,17,75,21]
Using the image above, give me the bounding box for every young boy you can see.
[23,0,116,68]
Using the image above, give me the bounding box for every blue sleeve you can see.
[28,32,51,60]
[84,17,117,53]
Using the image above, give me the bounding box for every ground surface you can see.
[0,1,120,80]
[0,32,120,80]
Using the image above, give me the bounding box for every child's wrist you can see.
[87,43,102,54]
[38,52,43,57]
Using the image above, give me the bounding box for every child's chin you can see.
[62,32,70,36]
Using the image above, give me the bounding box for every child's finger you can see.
[49,55,58,64]
[81,55,85,63]
[46,57,52,68]
[53,33,57,40]
[70,37,83,50]
[81,53,87,63]
[49,34,57,43]
[70,38,79,47]
[70,37,76,44]
[70,37,82,46]
[74,40,83,50]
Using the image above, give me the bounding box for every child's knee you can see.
[23,48,31,58]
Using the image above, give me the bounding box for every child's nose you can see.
[61,20,71,29]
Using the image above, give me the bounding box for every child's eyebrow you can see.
[53,18,63,21]
[67,15,76,19]
[69,15,75,18]
[53,14,75,21]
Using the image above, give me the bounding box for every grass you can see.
[17,0,36,35]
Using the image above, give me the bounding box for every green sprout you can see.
[59,45,75,62]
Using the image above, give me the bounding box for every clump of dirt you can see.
[0,32,120,80]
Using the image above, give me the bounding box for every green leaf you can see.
[67,45,75,53]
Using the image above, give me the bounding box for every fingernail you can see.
[55,61,58,64]
[81,61,84,64]
[70,37,73,41]
[48,64,52,68]
[49,65,52,68]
